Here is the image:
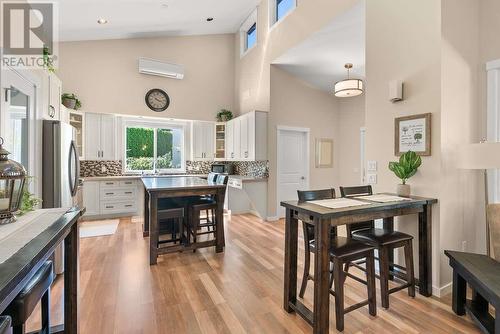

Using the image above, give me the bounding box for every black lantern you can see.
[0,137,26,223]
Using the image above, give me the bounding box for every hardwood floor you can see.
[27,214,480,333]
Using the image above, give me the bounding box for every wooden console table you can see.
[445,251,499,334]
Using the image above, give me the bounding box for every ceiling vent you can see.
[138,57,184,80]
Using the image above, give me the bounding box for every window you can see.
[270,0,296,26]
[124,123,184,173]
[240,9,258,56]
[246,23,257,50]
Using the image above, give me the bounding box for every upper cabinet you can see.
[85,113,117,160]
[191,121,216,161]
[226,111,267,161]
[69,110,84,159]
[42,72,62,120]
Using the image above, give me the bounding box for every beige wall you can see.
[58,34,235,121]
[234,0,358,114]
[337,95,365,186]
[269,66,340,217]
[365,0,442,291]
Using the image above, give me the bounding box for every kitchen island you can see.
[142,176,227,265]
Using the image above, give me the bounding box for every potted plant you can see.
[61,93,82,110]
[19,177,42,216]
[388,151,422,197]
[216,109,233,122]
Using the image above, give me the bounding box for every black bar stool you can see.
[297,189,377,332]
[157,203,185,247]
[340,185,416,309]
[2,261,54,334]
[0,316,12,334]
[187,174,228,250]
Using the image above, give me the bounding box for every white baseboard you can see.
[432,281,452,298]
[266,216,280,222]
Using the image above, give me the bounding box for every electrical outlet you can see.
[367,161,377,172]
[367,173,377,185]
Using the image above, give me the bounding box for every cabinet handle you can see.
[124,204,133,207]
[124,182,132,185]
[105,205,114,209]
[105,182,114,185]
[105,192,114,195]
[125,191,133,194]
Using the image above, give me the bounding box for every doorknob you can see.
[301,176,306,180]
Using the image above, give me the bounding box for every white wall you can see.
[58,34,235,121]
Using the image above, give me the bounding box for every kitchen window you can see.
[240,9,258,56]
[124,123,185,173]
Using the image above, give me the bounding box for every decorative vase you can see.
[397,184,411,197]
[62,98,77,109]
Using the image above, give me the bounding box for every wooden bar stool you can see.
[297,189,377,332]
[2,261,54,334]
[340,185,416,309]
[157,206,185,247]
[0,316,12,334]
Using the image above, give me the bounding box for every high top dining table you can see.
[142,176,226,265]
[281,194,437,334]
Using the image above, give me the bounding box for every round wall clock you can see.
[145,88,170,112]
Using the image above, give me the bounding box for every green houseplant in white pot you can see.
[389,151,422,197]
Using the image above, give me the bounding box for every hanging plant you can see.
[61,93,82,110]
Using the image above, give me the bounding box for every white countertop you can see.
[228,175,268,183]
[82,174,268,183]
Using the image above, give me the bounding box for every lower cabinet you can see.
[83,179,139,218]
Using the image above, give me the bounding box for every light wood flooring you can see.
[27,214,481,333]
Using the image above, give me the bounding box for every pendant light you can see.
[334,63,364,97]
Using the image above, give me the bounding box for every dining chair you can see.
[487,203,500,261]
[340,185,415,309]
[297,189,376,332]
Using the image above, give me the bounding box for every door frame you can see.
[487,58,500,203]
[360,127,366,184]
[276,125,310,218]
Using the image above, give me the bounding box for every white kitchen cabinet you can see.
[82,181,100,216]
[60,105,70,124]
[225,111,267,161]
[42,72,62,120]
[83,179,139,218]
[191,121,215,161]
[85,113,116,160]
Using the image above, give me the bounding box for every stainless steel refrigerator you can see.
[42,120,80,273]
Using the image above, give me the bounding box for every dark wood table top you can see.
[445,250,500,305]
[141,176,226,192]
[0,208,82,312]
[281,193,437,219]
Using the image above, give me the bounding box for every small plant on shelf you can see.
[19,177,42,216]
[61,93,82,110]
[388,150,422,197]
[216,109,233,122]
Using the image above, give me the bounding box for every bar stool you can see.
[297,189,377,332]
[187,174,228,249]
[157,205,185,247]
[0,316,12,334]
[340,185,416,309]
[2,261,54,334]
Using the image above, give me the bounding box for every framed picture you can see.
[395,113,431,156]
[315,138,333,168]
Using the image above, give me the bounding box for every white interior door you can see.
[277,127,309,218]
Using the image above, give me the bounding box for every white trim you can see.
[432,281,452,298]
[276,125,310,218]
[486,59,500,71]
[266,216,280,222]
[360,127,366,185]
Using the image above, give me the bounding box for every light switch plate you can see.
[367,173,377,185]
[367,161,377,172]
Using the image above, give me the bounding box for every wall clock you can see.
[145,88,170,112]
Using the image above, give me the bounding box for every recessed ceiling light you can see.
[206,17,214,22]
[97,18,108,24]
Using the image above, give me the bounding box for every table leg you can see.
[418,204,432,296]
[215,189,225,253]
[149,193,158,265]
[471,290,489,313]
[64,221,79,334]
[143,190,150,237]
[283,208,298,312]
[313,217,331,334]
[452,270,466,315]
[496,308,500,334]
[383,217,395,280]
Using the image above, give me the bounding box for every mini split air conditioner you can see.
[138,57,184,80]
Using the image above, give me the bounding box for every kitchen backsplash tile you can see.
[80,160,123,177]
[81,160,269,178]
[186,160,269,178]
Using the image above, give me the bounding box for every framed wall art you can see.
[315,138,334,168]
[394,113,431,156]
